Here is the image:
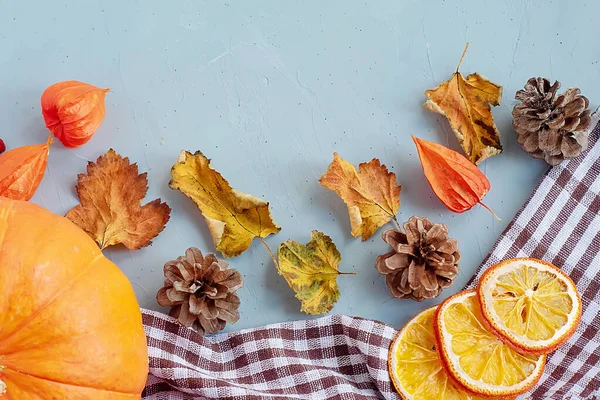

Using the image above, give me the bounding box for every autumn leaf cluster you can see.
[2,45,507,319]
[157,44,504,316]
[166,54,504,311]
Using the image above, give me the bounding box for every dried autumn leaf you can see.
[412,135,499,220]
[169,150,281,258]
[41,80,109,148]
[424,44,503,165]
[0,135,52,201]
[66,149,171,250]
[277,230,351,315]
[319,153,401,240]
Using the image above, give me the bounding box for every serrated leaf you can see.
[66,149,171,250]
[319,153,401,240]
[277,230,350,315]
[169,150,281,258]
[424,44,503,165]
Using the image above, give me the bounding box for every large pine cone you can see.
[513,77,592,166]
[375,217,460,301]
[157,248,243,334]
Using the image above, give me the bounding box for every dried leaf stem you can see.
[456,42,469,72]
[392,216,402,231]
[479,202,502,222]
[260,237,279,269]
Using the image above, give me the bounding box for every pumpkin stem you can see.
[0,378,6,396]
[479,201,502,222]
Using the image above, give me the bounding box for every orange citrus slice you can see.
[388,306,486,400]
[434,290,545,398]
[478,258,582,355]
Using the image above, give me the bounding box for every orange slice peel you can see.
[477,258,582,355]
[434,290,546,398]
[388,306,486,400]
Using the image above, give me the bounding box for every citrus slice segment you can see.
[478,258,582,355]
[388,306,486,400]
[434,290,545,398]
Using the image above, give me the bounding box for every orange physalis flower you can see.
[0,135,52,201]
[41,80,109,148]
[412,135,500,220]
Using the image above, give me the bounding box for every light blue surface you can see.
[1,0,596,332]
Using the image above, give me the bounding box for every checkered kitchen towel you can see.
[141,117,600,400]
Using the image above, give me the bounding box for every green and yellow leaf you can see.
[277,230,351,315]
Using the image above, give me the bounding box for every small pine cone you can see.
[513,77,592,166]
[157,248,243,334]
[375,216,460,301]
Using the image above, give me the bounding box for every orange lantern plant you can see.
[0,135,52,201]
[0,198,148,399]
[41,81,109,148]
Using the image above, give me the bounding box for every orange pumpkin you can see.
[0,198,148,399]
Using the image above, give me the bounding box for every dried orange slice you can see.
[478,258,582,355]
[388,306,486,400]
[434,290,545,398]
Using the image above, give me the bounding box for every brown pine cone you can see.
[375,217,460,301]
[157,248,243,334]
[513,77,592,166]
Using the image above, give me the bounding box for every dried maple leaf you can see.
[424,43,503,165]
[277,230,352,315]
[412,135,499,220]
[319,153,401,241]
[169,150,281,258]
[66,149,171,250]
[0,134,52,201]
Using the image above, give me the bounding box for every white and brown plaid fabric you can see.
[142,313,399,399]
[142,117,600,400]
[464,114,600,399]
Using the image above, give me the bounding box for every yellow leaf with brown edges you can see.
[169,150,281,258]
[424,44,503,165]
[319,153,401,241]
[277,230,351,315]
[66,149,171,250]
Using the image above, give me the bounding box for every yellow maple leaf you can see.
[169,150,281,258]
[277,231,352,315]
[318,153,401,241]
[66,149,171,250]
[424,43,503,165]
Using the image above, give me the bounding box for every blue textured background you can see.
[1,0,596,332]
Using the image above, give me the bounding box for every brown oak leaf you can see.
[66,149,171,250]
[424,43,503,165]
[319,153,401,241]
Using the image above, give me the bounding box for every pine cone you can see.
[157,248,243,334]
[375,217,460,301]
[513,77,592,166]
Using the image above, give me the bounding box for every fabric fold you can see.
[142,118,600,400]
